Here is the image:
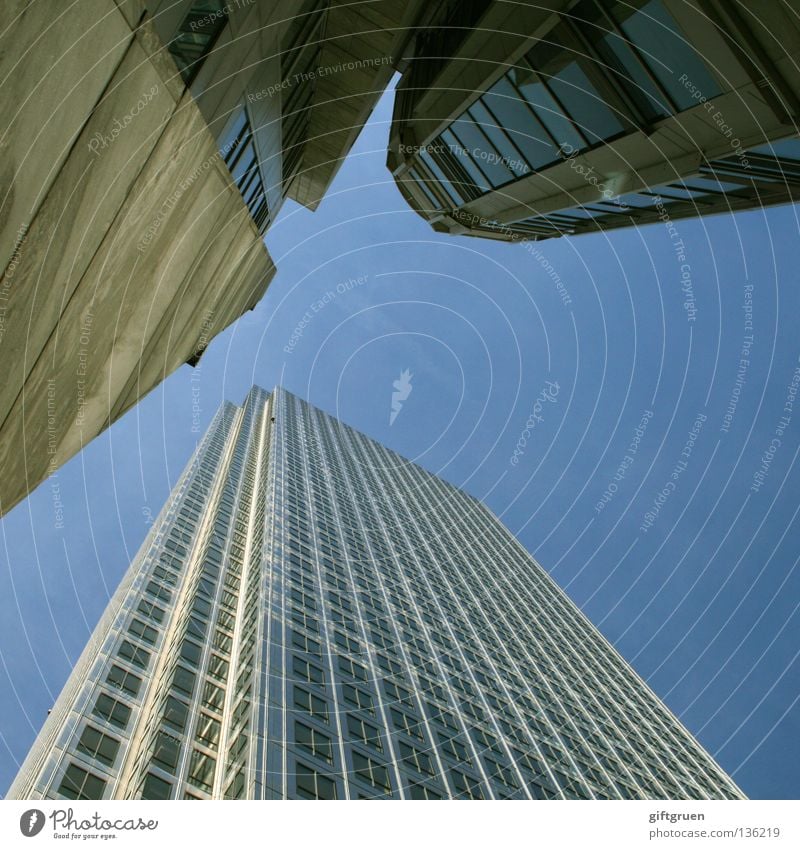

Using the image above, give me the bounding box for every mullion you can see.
[226,125,253,171]
[555,14,646,132]
[591,0,680,116]
[445,123,503,189]
[238,167,259,200]
[521,56,594,150]
[417,156,462,208]
[500,71,574,154]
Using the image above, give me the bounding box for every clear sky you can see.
[1,88,798,799]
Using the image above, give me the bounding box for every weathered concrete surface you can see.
[0,0,134,274]
[0,2,274,516]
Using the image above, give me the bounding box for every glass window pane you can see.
[680,177,747,194]
[188,750,216,791]
[467,101,533,178]
[503,71,582,154]
[164,696,189,730]
[152,731,181,773]
[569,0,670,120]
[93,693,131,729]
[615,0,720,110]
[449,115,516,187]
[140,772,172,800]
[407,167,442,210]
[748,139,800,162]
[419,149,465,205]
[544,58,624,142]
[439,131,490,191]
[59,764,106,800]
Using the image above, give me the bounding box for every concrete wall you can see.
[0,0,274,516]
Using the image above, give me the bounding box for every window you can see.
[196,714,221,750]
[213,630,233,653]
[399,742,434,776]
[351,752,391,792]
[334,631,361,654]
[129,619,158,645]
[106,665,141,697]
[292,631,321,655]
[293,657,324,685]
[341,683,374,714]
[118,640,150,670]
[207,654,229,681]
[137,599,165,624]
[58,764,106,800]
[163,696,189,731]
[146,581,171,603]
[217,609,235,631]
[408,781,443,800]
[180,640,203,668]
[187,750,216,792]
[228,730,248,761]
[168,1,229,85]
[139,772,172,800]
[450,770,484,799]
[203,681,225,713]
[152,730,181,773]
[295,722,333,763]
[338,656,367,681]
[76,726,119,767]
[220,105,270,231]
[602,0,720,113]
[410,0,720,206]
[295,761,337,799]
[93,693,131,729]
[390,708,423,739]
[347,716,382,752]
[384,680,413,707]
[186,616,207,641]
[472,727,501,754]
[439,733,471,763]
[377,654,403,676]
[294,687,328,722]
[226,768,246,800]
[152,565,178,586]
[485,758,519,789]
[291,609,319,632]
[172,666,197,697]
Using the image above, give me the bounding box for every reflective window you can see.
[58,764,106,800]
[168,1,228,86]
[76,726,120,767]
[407,0,720,203]
[93,693,131,729]
[296,761,337,799]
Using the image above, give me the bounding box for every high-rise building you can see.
[388,0,800,241]
[9,386,743,801]
[0,0,424,516]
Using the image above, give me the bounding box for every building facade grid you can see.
[9,386,744,801]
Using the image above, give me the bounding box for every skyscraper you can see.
[8,386,744,800]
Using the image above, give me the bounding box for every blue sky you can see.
[1,89,799,799]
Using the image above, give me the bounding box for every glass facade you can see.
[405,0,721,210]
[219,107,271,233]
[464,137,800,239]
[9,387,744,800]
